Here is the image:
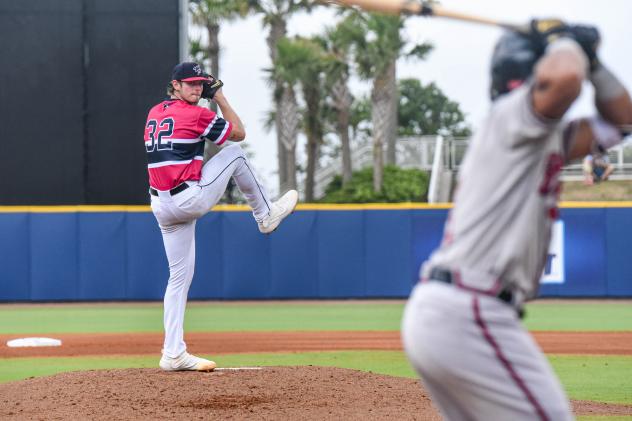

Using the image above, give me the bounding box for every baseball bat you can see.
[327,0,526,32]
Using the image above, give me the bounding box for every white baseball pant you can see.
[150,144,271,358]
[402,282,573,421]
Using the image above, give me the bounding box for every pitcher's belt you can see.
[149,182,190,197]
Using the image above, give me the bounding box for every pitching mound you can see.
[2,366,631,420]
[0,366,441,420]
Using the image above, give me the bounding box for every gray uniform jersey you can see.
[422,83,568,301]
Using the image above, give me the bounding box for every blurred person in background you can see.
[583,148,614,184]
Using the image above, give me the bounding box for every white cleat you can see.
[258,190,298,234]
[159,351,217,372]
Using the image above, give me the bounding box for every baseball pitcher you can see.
[402,20,632,420]
[145,62,298,372]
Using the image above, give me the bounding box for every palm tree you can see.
[266,38,304,191]
[281,37,333,201]
[189,0,251,80]
[347,12,432,192]
[321,18,359,186]
[250,0,311,193]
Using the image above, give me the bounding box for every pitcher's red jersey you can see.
[144,99,232,190]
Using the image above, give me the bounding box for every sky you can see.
[195,0,632,194]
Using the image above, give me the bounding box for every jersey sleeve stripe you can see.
[214,122,232,146]
[201,116,232,145]
[201,115,219,138]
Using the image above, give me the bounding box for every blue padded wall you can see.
[1,205,631,302]
[411,209,448,281]
[79,213,127,300]
[365,210,414,297]
[540,208,607,297]
[0,213,30,300]
[317,211,366,298]
[191,212,224,299]
[222,212,271,299]
[30,213,79,300]
[269,211,319,298]
[605,208,632,295]
[126,213,167,300]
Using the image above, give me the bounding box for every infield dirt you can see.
[1,331,631,358]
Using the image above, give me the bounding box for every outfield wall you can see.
[0,204,631,301]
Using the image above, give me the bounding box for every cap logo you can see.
[193,64,202,75]
[507,79,524,91]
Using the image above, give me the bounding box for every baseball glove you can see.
[202,75,224,100]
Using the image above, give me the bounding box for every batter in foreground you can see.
[144,62,298,372]
[402,20,632,421]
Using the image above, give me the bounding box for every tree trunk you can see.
[304,126,320,202]
[305,136,317,201]
[332,76,352,185]
[206,23,220,81]
[371,70,392,193]
[206,23,220,113]
[303,84,322,202]
[204,23,221,164]
[385,60,398,166]
[278,84,299,192]
[267,17,289,194]
[286,142,297,192]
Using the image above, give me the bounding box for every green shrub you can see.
[320,165,429,203]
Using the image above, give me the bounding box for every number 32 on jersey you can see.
[145,118,175,152]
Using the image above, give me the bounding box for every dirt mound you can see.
[0,366,441,420]
[1,367,630,420]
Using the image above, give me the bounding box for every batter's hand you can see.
[528,18,569,52]
[568,24,600,70]
[202,75,224,100]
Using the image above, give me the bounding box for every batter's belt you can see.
[428,267,524,318]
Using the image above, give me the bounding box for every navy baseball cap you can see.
[171,62,210,82]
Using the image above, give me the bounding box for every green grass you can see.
[523,302,632,331]
[1,352,631,406]
[561,180,632,202]
[550,355,632,405]
[0,302,404,334]
[0,355,157,383]
[1,301,631,334]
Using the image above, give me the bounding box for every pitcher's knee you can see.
[221,143,245,158]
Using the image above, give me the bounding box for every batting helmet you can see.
[489,31,542,100]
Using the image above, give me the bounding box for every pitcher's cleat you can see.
[258,189,299,234]
[159,351,217,372]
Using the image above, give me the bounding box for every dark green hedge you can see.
[320,165,429,203]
